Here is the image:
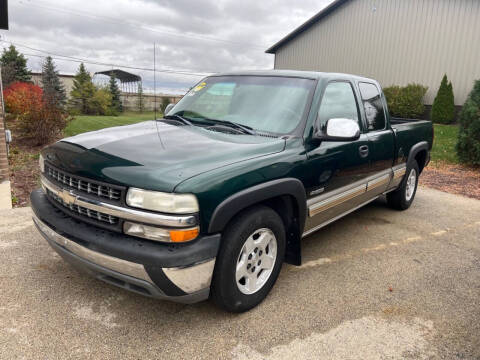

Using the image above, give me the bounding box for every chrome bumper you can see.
[32,214,215,303]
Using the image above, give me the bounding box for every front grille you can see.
[45,165,123,202]
[47,188,119,225]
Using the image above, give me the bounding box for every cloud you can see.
[1,0,333,92]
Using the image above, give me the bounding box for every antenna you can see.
[153,42,157,120]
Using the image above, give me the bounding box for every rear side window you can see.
[359,82,386,131]
[317,82,359,129]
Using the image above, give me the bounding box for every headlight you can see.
[126,188,199,214]
[39,154,45,173]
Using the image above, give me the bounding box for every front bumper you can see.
[31,190,220,303]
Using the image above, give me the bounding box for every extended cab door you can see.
[358,82,395,196]
[304,81,372,235]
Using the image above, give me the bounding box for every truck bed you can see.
[390,117,430,125]
[390,117,433,165]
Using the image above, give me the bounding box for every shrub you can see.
[87,88,113,115]
[456,80,480,165]
[3,82,43,115]
[383,84,428,119]
[3,82,69,145]
[431,74,455,124]
[23,102,70,145]
[160,97,170,114]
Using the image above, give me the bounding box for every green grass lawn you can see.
[64,112,158,137]
[431,124,459,164]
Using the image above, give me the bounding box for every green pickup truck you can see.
[31,70,433,312]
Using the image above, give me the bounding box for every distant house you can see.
[31,72,75,97]
[266,0,480,106]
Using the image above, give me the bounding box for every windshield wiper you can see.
[163,114,194,126]
[204,118,256,135]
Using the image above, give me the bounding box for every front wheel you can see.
[211,206,285,312]
[387,161,420,210]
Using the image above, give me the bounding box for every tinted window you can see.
[359,82,386,131]
[317,82,359,129]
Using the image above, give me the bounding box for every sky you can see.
[0,0,333,94]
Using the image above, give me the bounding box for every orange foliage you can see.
[3,82,69,145]
[4,82,44,115]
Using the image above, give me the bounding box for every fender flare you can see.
[208,178,307,235]
[407,141,429,168]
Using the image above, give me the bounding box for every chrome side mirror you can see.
[164,103,175,115]
[315,118,360,141]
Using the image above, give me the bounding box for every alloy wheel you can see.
[235,228,277,295]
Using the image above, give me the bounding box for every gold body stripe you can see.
[309,185,366,217]
[367,174,390,191]
[308,165,407,218]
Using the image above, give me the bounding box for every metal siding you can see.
[274,0,480,105]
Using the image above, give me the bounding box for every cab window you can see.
[358,82,386,131]
[317,82,359,130]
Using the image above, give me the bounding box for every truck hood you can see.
[44,120,285,192]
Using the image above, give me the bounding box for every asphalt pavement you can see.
[1,186,479,359]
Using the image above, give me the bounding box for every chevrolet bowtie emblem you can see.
[58,189,77,206]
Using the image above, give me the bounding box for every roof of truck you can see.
[210,69,377,83]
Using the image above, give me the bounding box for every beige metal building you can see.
[266,0,480,105]
[31,72,75,97]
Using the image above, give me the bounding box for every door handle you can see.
[359,145,369,158]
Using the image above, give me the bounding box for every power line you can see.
[0,40,210,77]
[14,0,268,50]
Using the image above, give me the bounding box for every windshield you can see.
[169,76,315,134]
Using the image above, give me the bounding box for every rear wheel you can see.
[387,161,419,210]
[211,206,285,312]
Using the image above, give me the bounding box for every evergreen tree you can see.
[41,56,66,109]
[431,74,455,124]
[108,72,122,113]
[136,82,144,113]
[456,80,480,165]
[0,45,32,87]
[69,63,96,114]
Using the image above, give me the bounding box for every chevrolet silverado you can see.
[31,70,433,312]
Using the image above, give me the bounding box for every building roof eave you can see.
[265,0,351,54]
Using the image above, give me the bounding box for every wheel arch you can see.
[407,141,429,173]
[208,178,306,266]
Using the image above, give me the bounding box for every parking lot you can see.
[1,187,479,359]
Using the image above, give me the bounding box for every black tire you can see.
[211,205,286,313]
[387,161,420,210]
